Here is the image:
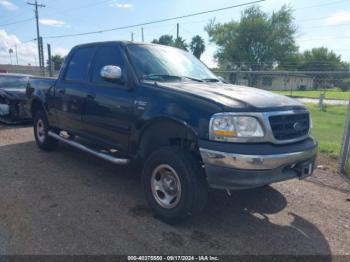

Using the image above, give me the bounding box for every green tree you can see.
[190,35,205,59]
[299,47,347,71]
[151,35,174,46]
[298,47,349,89]
[174,37,188,51]
[151,35,188,51]
[48,55,64,71]
[205,5,297,71]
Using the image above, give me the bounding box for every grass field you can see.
[305,104,347,157]
[274,90,350,100]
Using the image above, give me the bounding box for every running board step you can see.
[48,131,130,165]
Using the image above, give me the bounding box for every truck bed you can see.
[28,76,56,91]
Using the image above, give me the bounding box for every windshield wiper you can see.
[140,74,204,82]
[182,76,204,82]
[202,78,220,82]
[140,74,182,81]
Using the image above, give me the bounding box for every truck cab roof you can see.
[71,41,179,51]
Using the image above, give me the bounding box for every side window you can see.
[92,45,124,84]
[65,46,95,82]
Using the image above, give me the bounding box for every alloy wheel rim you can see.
[36,119,45,143]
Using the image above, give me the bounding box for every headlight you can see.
[210,114,264,142]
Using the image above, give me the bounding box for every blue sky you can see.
[1,0,350,67]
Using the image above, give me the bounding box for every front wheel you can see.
[142,147,208,224]
[33,110,59,151]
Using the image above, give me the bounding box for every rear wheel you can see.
[142,146,208,224]
[33,110,59,151]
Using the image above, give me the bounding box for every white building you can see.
[256,73,314,91]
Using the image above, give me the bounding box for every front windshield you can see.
[127,44,218,82]
[0,76,28,89]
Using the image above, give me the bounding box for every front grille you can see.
[269,112,310,141]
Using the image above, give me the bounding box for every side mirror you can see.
[100,65,122,81]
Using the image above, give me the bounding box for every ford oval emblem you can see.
[293,121,304,131]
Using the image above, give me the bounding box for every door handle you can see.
[58,88,65,94]
[86,92,96,99]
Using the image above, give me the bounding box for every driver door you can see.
[82,43,133,152]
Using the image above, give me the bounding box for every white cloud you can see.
[0,30,37,65]
[109,1,133,9]
[326,11,350,25]
[201,55,217,69]
[261,0,290,11]
[0,30,68,66]
[201,45,218,69]
[53,47,69,57]
[39,18,66,27]
[0,0,17,11]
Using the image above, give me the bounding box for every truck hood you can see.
[157,81,305,111]
[0,88,27,101]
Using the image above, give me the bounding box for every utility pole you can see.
[141,27,144,42]
[131,32,134,42]
[27,0,45,73]
[47,43,53,77]
[38,36,45,75]
[176,23,179,40]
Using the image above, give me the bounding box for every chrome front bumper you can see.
[200,146,318,170]
[199,138,318,190]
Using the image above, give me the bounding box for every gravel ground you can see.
[0,124,349,255]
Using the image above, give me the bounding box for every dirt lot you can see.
[0,124,349,255]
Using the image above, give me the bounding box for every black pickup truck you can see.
[26,41,317,223]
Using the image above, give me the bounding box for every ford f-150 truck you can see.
[26,41,317,223]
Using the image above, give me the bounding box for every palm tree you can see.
[190,35,205,59]
[174,37,188,51]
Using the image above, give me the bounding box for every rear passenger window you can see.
[92,45,124,84]
[65,47,95,82]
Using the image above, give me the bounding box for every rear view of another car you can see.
[0,73,31,124]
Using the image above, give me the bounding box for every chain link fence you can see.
[339,102,350,176]
[0,64,60,77]
[214,70,350,92]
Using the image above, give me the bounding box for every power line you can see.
[5,38,37,50]
[140,1,350,30]
[0,17,35,27]
[160,4,350,28]
[43,0,265,39]
[15,38,37,46]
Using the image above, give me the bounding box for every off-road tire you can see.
[33,110,59,151]
[142,146,208,224]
